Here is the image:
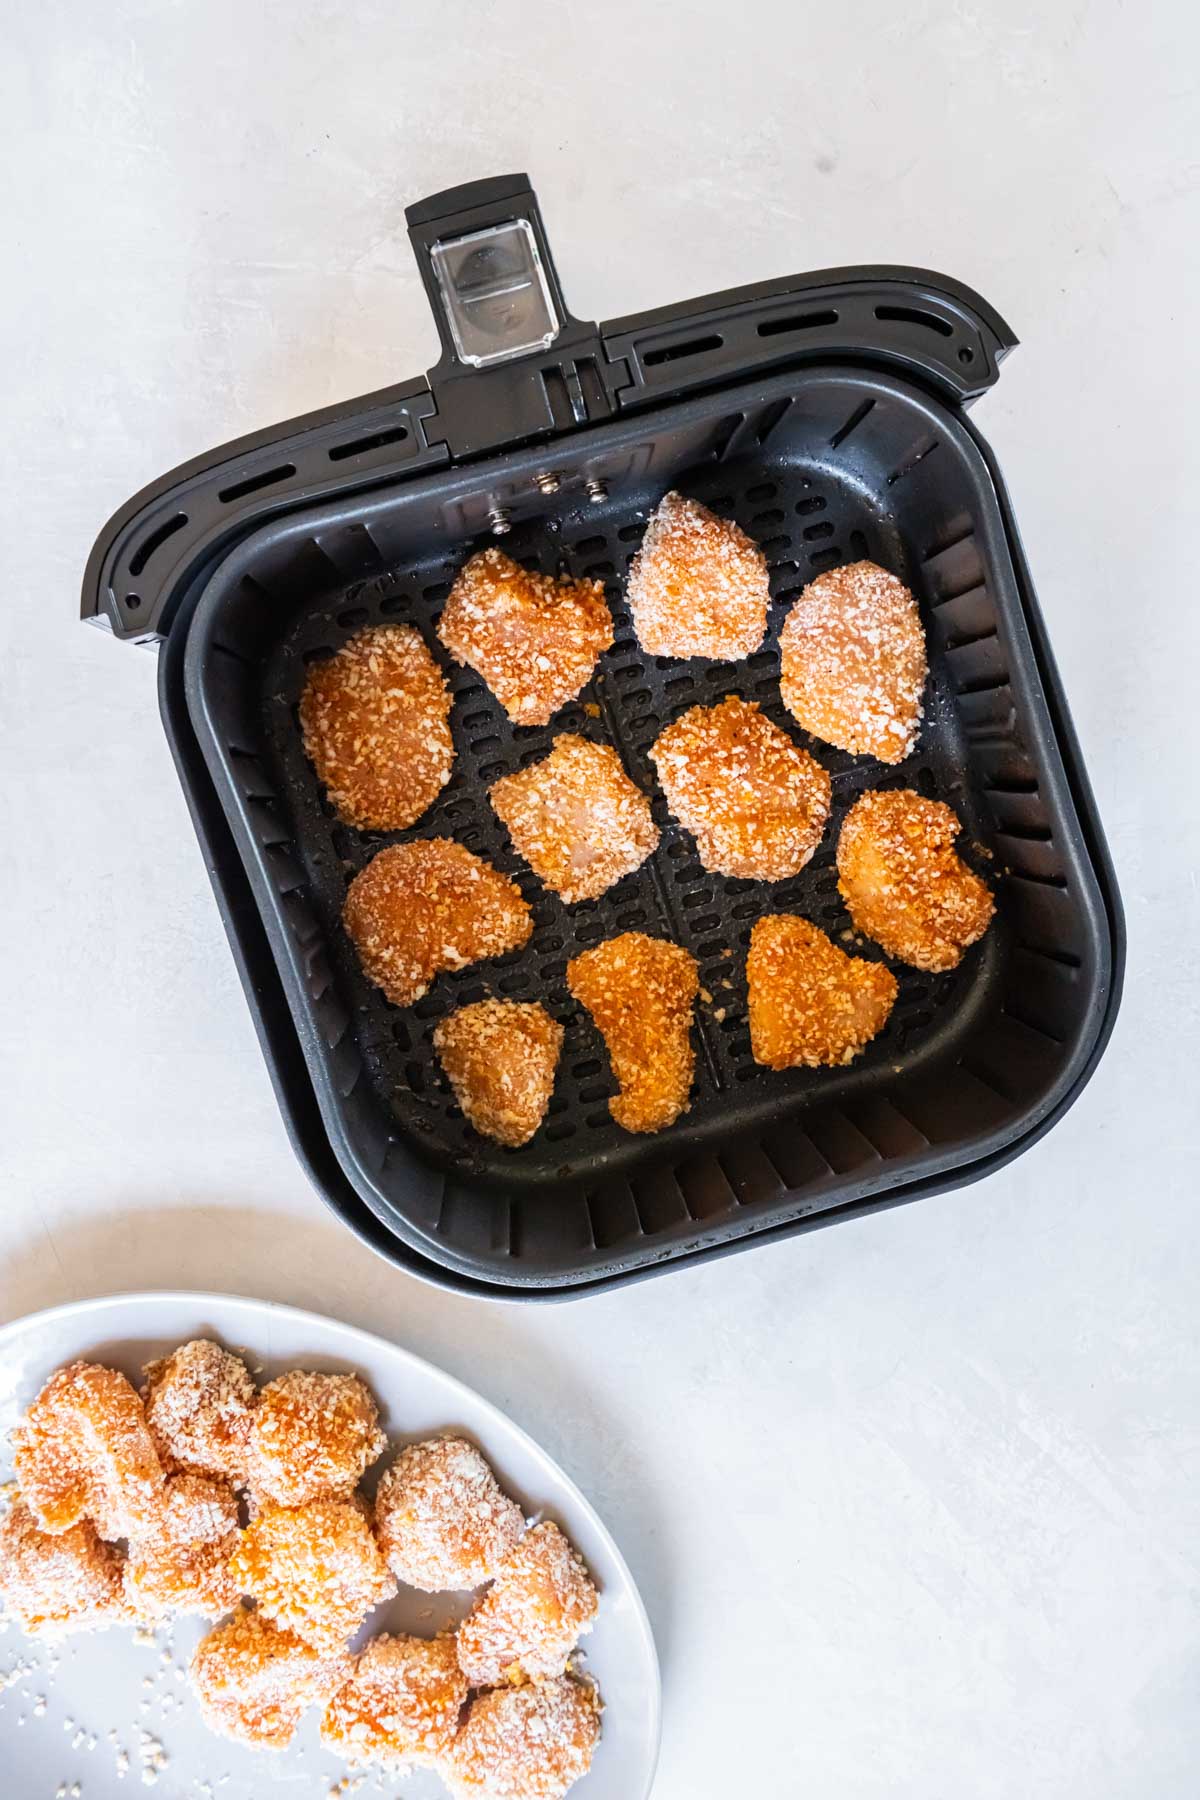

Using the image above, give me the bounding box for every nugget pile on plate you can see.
[295,488,994,1148]
[1,1343,601,1799]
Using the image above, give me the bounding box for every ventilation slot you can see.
[328,425,408,462]
[757,309,838,337]
[829,399,875,449]
[875,303,954,337]
[219,464,297,503]
[643,333,724,367]
[128,511,188,576]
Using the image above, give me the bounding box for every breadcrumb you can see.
[438,548,613,726]
[433,1000,563,1148]
[344,839,533,1008]
[456,1521,598,1687]
[746,915,898,1069]
[626,491,769,661]
[779,560,927,763]
[837,788,995,971]
[566,932,699,1134]
[489,734,659,903]
[373,1437,525,1593]
[650,696,831,881]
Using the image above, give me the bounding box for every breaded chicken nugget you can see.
[373,1437,525,1593]
[649,696,831,880]
[566,932,699,1134]
[489,734,659,904]
[779,561,927,763]
[13,1362,164,1541]
[837,788,995,971]
[141,1339,257,1484]
[123,1472,242,1620]
[344,839,534,1008]
[248,1371,386,1507]
[299,624,454,830]
[0,1497,129,1636]
[433,1000,563,1148]
[190,1605,351,1750]
[456,1521,598,1688]
[447,1676,601,1800]
[438,549,613,727]
[321,1633,468,1768]
[747,915,898,1069]
[627,491,769,661]
[231,1497,396,1652]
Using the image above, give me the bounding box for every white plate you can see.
[0,1292,660,1799]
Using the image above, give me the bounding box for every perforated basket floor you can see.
[184,367,1114,1287]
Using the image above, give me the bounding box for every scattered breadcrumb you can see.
[489,734,659,903]
[433,1000,563,1148]
[746,915,898,1069]
[837,788,995,971]
[566,932,699,1134]
[626,491,769,661]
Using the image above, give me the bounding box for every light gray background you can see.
[2,3,1198,1795]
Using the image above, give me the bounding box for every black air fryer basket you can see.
[86,176,1124,1297]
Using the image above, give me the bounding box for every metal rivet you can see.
[535,472,561,495]
[487,505,511,535]
[585,477,608,505]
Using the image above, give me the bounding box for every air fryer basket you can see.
[86,175,1122,1294]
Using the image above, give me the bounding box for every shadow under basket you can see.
[180,365,1114,1289]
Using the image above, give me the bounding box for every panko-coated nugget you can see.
[747,915,898,1069]
[433,1000,563,1148]
[231,1497,396,1651]
[438,548,613,727]
[123,1473,242,1621]
[299,623,454,830]
[321,1632,468,1768]
[649,696,831,881]
[190,1604,351,1751]
[626,490,769,661]
[373,1436,525,1593]
[566,932,699,1134]
[344,839,533,1008]
[141,1339,257,1484]
[248,1371,387,1507]
[779,560,927,763]
[0,1497,129,1636]
[838,788,995,971]
[447,1676,601,1800]
[489,734,659,904]
[456,1521,598,1688]
[13,1361,165,1541]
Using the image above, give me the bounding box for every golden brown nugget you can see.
[344,839,534,1008]
[747,915,898,1069]
[649,696,831,881]
[190,1605,351,1750]
[141,1339,257,1484]
[456,1521,598,1688]
[231,1496,396,1652]
[433,1000,564,1148]
[489,734,659,904]
[838,788,995,971]
[248,1370,386,1507]
[779,560,927,763]
[626,490,769,661]
[321,1633,468,1768]
[447,1676,601,1800]
[123,1473,242,1621]
[566,932,699,1134]
[299,623,454,830]
[373,1436,525,1593]
[0,1497,128,1636]
[13,1362,165,1541]
[438,548,613,726]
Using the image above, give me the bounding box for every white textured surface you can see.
[2,3,1198,1796]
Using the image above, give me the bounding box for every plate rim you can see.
[0,1287,662,1800]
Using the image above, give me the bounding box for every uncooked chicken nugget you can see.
[747,915,898,1069]
[141,1339,257,1483]
[489,734,659,903]
[190,1604,351,1750]
[321,1633,468,1769]
[457,1521,598,1688]
[344,839,533,1008]
[123,1473,242,1620]
[439,548,613,726]
[231,1496,396,1652]
[779,560,927,763]
[248,1370,387,1507]
[13,1361,164,1541]
[434,1000,563,1148]
[566,932,699,1134]
[626,490,769,661]
[373,1436,525,1593]
[447,1676,601,1800]
[837,788,995,971]
[0,1497,128,1636]
[299,623,454,830]
[649,696,831,880]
